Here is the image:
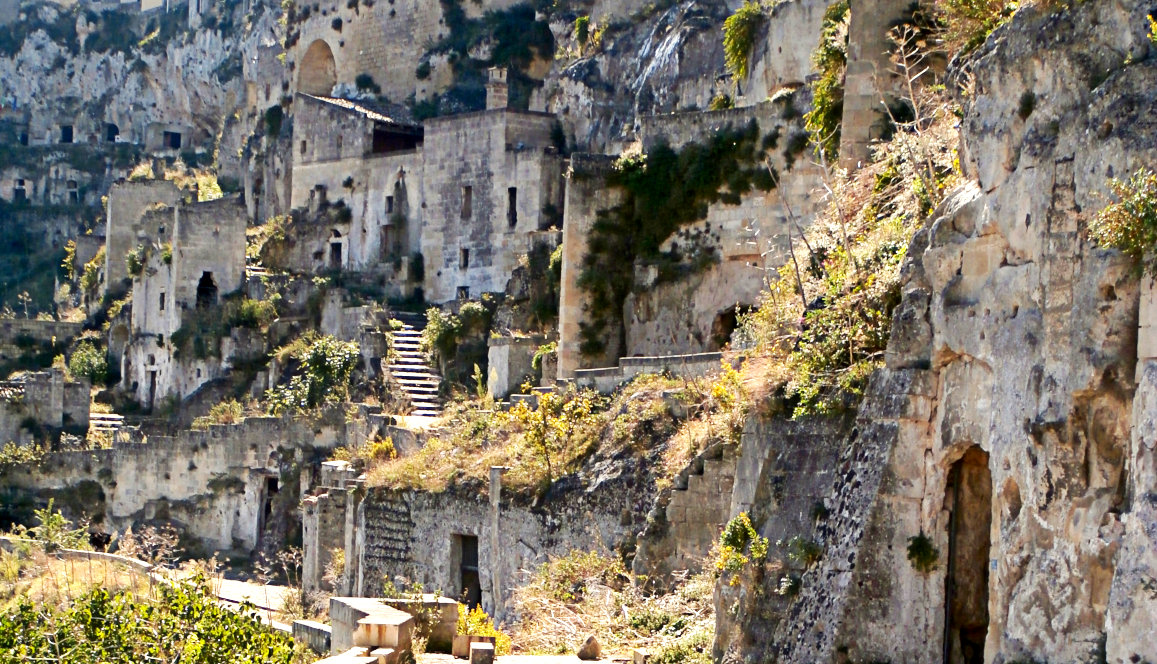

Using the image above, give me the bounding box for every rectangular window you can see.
[163,131,182,149]
[60,125,73,144]
[18,132,27,146]
[300,140,307,155]
[13,179,26,202]
[159,293,165,311]
[459,248,469,270]
[507,187,517,228]
[457,286,470,300]
[67,180,78,204]
[461,186,472,220]
[386,195,394,214]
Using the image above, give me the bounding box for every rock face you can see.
[717,2,1157,663]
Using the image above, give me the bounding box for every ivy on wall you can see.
[577,120,779,357]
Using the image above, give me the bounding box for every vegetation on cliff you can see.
[578,120,779,357]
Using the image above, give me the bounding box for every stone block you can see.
[633,649,650,664]
[469,642,495,664]
[454,635,496,659]
[355,613,414,651]
[293,619,332,654]
[370,647,400,664]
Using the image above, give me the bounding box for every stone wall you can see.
[0,369,90,445]
[557,101,824,377]
[104,180,182,290]
[347,469,655,623]
[3,408,380,553]
[0,319,83,365]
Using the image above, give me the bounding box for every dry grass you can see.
[508,550,714,661]
[366,369,751,497]
[0,546,153,614]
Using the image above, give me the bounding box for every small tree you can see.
[68,341,109,385]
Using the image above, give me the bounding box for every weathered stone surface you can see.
[576,635,601,661]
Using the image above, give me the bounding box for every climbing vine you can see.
[803,0,850,163]
[723,1,767,81]
[578,120,778,357]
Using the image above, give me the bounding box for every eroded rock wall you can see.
[720,2,1157,663]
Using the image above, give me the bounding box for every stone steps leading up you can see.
[388,312,443,418]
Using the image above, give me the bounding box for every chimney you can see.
[486,67,509,111]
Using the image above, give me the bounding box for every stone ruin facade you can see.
[288,69,566,304]
[115,191,249,407]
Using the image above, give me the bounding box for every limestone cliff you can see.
[716,2,1157,663]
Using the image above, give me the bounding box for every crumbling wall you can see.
[350,471,654,623]
[720,3,1157,662]
[104,180,182,289]
[3,408,379,553]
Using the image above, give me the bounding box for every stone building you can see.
[289,69,566,303]
[116,193,249,407]
[0,368,90,446]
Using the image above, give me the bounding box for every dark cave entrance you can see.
[944,446,992,664]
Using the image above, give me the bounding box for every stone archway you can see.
[299,40,337,96]
[944,446,992,664]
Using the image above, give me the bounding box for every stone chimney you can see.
[486,67,509,111]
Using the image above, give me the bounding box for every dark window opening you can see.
[507,187,517,228]
[60,125,73,144]
[263,476,279,524]
[386,195,394,214]
[106,123,119,142]
[457,286,470,300]
[452,534,482,610]
[196,272,218,309]
[18,132,28,146]
[330,230,343,269]
[67,180,78,204]
[159,293,165,311]
[336,134,343,152]
[13,179,26,202]
[162,131,182,149]
[300,140,307,155]
[371,126,422,155]
[459,248,469,270]
[461,186,472,220]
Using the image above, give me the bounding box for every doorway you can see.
[452,534,482,610]
[196,272,218,309]
[944,446,991,664]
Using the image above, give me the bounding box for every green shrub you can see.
[192,399,244,429]
[266,335,360,415]
[0,576,301,661]
[81,247,105,294]
[907,531,939,573]
[573,15,590,44]
[457,606,512,655]
[69,341,109,385]
[939,0,1016,52]
[708,93,734,111]
[355,73,381,93]
[780,535,822,568]
[715,512,769,584]
[1090,168,1157,276]
[125,244,146,277]
[723,1,766,81]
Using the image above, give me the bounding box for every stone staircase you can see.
[387,312,443,418]
[89,413,124,435]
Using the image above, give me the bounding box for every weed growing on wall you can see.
[938,0,1018,53]
[715,512,769,585]
[803,0,849,163]
[906,531,939,573]
[723,1,767,82]
[1090,168,1157,277]
[578,120,777,357]
[458,606,513,655]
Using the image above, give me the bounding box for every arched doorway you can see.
[299,40,337,96]
[196,272,218,309]
[944,446,992,664]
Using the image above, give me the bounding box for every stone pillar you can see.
[486,68,508,111]
[556,155,624,379]
[488,466,508,620]
[839,0,910,169]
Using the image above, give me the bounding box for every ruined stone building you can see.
[110,189,249,407]
[288,68,566,304]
